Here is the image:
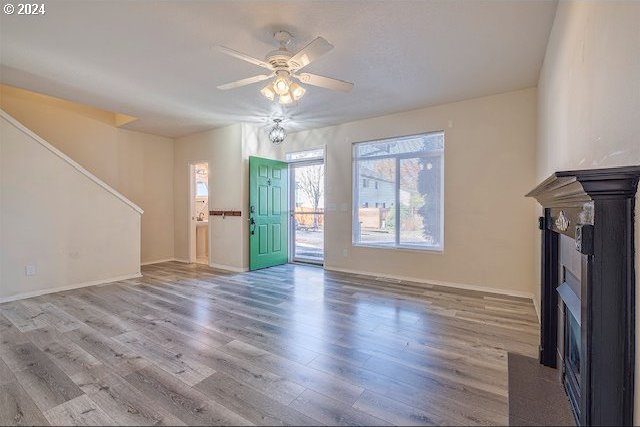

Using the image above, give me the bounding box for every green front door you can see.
[249,156,288,270]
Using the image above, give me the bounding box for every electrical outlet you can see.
[342,248,348,257]
[25,264,37,276]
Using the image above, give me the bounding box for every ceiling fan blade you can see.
[217,74,273,90]
[287,37,334,71]
[215,45,273,70]
[295,73,353,92]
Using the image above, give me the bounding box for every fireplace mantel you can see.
[527,165,640,426]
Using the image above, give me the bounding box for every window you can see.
[196,182,208,197]
[353,131,444,251]
[286,147,324,162]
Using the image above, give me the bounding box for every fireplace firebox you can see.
[527,166,640,426]
[564,306,580,416]
[558,266,582,421]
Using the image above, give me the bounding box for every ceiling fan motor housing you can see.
[266,48,293,70]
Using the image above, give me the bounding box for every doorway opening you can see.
[189,162,209,264]
[287,148,325,265]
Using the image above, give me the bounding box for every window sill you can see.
[352,243,444,254]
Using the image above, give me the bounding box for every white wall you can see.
[0,112,141,301]
[284,88,538,295]
[0,85,174,264]
[535,0,640,420]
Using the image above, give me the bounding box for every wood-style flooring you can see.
[0,262,539,426]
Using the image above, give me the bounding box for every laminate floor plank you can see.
[124,365,253,426]
[84,371,186,426]
[43,395,115,426]
[0,314,30,348]
[0,262,539,426]
[0,343,84,412]
[0,381,50,426]
[289,388,391,426]
[0,358,15,385]
[309,353,504,426]
[0,303,44,332]
[353,390,440,426]
[220,339,365,404]
[65,326,150,377]
[194,371,319,426]
[114,331,215,386]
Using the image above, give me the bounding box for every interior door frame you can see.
[188,160,209,264]
[287,147,326,265]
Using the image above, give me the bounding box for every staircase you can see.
[0,110,143,302]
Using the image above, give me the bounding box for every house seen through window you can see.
[352,131,444,251]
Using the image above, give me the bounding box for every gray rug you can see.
[508,353,575,426]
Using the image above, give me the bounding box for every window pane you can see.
[293,162,325,262]
[294,164,324,211]
[353,131,444,251]
[196,182,208,197]
[399,156,442,247]
[294,213,324,260]
[355,132,444,159]
[286,148,324,162]
[356,158,396,245]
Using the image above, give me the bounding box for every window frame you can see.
[285,147,325,163]
[352,131,445,253]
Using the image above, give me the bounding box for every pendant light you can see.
[269,119,286,145]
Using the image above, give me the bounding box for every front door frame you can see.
[287,149,326,265]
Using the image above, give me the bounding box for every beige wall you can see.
[1,112,141,300]
[172,123,282,270]
[284,88,538,295]
[173,124,244,268]
[0,85,174,264]
[535,0,640,420]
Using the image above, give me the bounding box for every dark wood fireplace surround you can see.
[527,166,640,426]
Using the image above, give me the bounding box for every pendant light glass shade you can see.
[278,92,293,105]
[290,82,306,101]
[269,119,286,145]
[260,84,275,101]
[260,76,306,104]
[273,77,290,95]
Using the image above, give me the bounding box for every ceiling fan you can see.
[216,31,353,105]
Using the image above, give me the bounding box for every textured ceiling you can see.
[0,0,557,137]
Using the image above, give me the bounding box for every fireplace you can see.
[527,166,640,426]
[563,305,580,415]
[558,264,581,421]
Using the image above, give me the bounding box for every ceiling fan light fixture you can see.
[278,92,293,105]
[273,77,290,96]
[216,33,354,103]
[290,82,306,101]
[260,84,275,101]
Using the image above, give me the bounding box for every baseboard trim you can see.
[324,266,535,300]
[210,263,248,273]
[0,272,143,303]
[141,257,176,266]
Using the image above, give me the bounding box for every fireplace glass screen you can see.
[564,307,581,420]
[566,311,580,376]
